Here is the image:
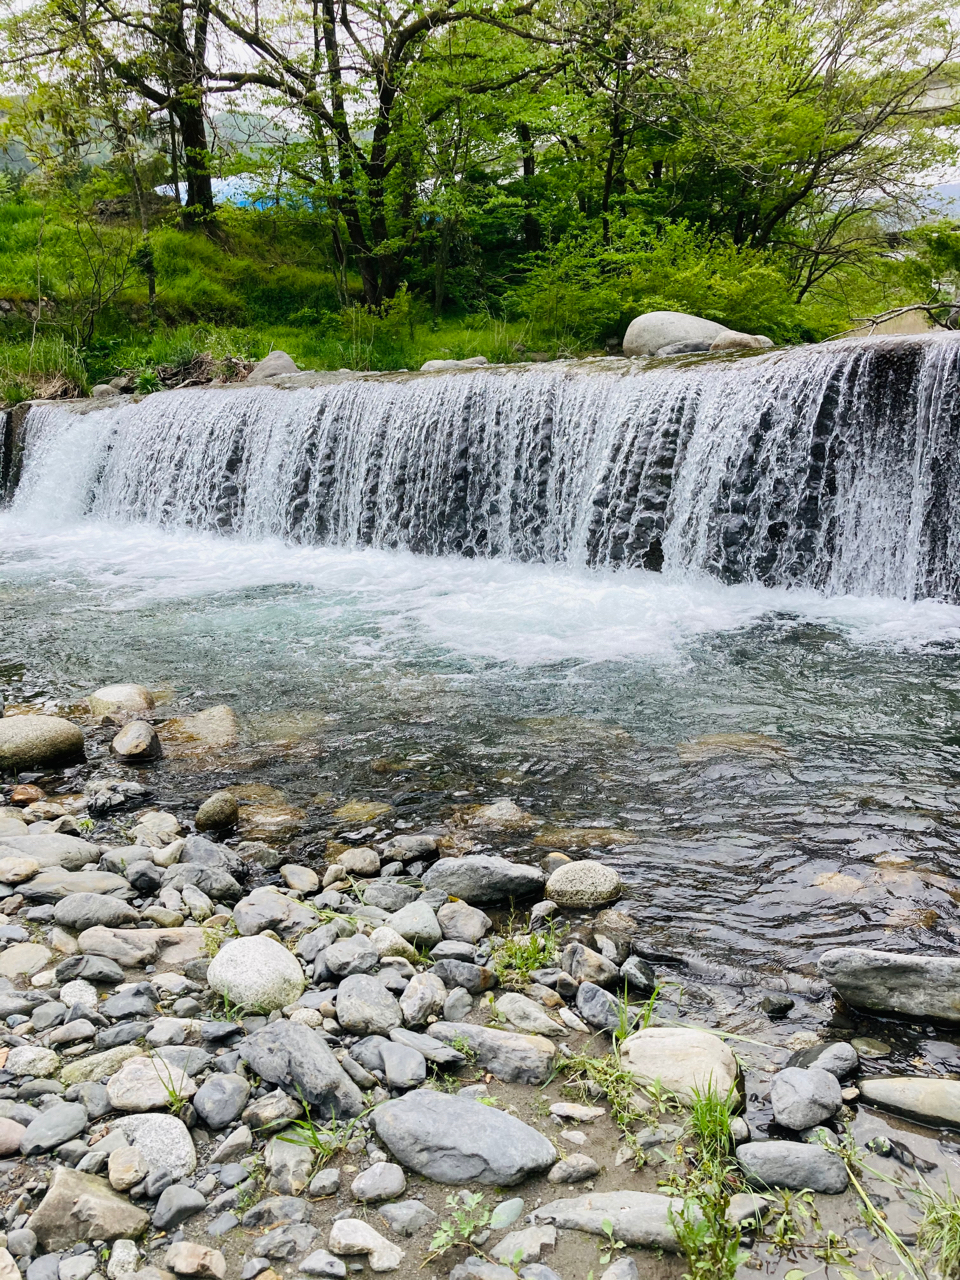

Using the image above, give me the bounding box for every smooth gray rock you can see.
[265,1128,314,1195]
[20,1102,87,1155]
[300,1249,347,1277]
[257,1222,319,1260]
[0,715,85,771]
[422,856,545,904]
[622,310,731,357]
[576,982,633,1033]
[444,988,473,1021]
[532,1190,683,1250]
[111,720,161,762]
[372,1090,556,1185]
[399,972,446,1027]
[351,1162,406,1202]
[600,1260,639,1280]
[619,955,656,996]
[818,947,960,1023]
[562,943,619,988]
[240,1019,363,1118]
[436,901,492,944]
[324,934,379,977]
[378,1199,437,1236]
[163,862,243,905]
[770,1067,841,1130]
[737,1141,848,1193]
[193,1074,250,1130]
[53,894,139,931]
[22,869,134,904]
[240,1196,307,1228]
[787,1041,859,1079]
[429,1022,555,1084]
[152,1184,206,1230]
[308,1168,341,1197]
[489,1198,525,1229]
[231,884,317,935]
[336,974,402,1036]
[448,1261,515,1280]
[430,940,477,962]
[388,901,442,948]
[379,1042,426,1090]
[55,955,124,985]
[858,1076,960,1128]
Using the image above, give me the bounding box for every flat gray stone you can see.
[0,834,99,873]
[193,1074,250,1130]
[111,1113,196,1183]
[428,1022,555,1084]
[422,856,545,905]
[377,1200,437,1237]
[389,1027,466,1067]
[787,1042,859,1079]
[54,894,139,931]
[436,902,492,944]
[818,948,960,1023]
[532,1190,683,1250]
[300,1249,347,1277]
[20,1102,87,1155]
[371,1090,556,1185]
[152,1185,206,1230]
[351,1162,406,1202]
[387,901,442,948]
[324,934,379,977]
[736,1141,848,1193]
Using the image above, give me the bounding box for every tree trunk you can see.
[175,99,215,225]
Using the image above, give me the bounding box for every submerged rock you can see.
[818,947,960,1023]
[371,1090,556,1184]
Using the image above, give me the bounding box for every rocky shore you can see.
[0,685,959,1279]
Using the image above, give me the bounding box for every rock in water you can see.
[206,936,305,1012]
[545,860,621,907]
[421,855,545,904]
[88,684,155,716]
[817,948,960,1023]
[736,1141,848,1194]
[27,1167,150,1249]
[111,721,162,762]
[619,1027,738,1103]
[769,1067,841,1130]
[531,1190,684,1250]
[240,1020,364,1118]
[371,1091,557,1184]
[858,1077,960,1128]
[622,311,731,357]
[195,791,239,831]
[0,716,85,770]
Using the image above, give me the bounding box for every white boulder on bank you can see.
[622,310,773,358]
[206,935,306,1011]
[0,716,85,771]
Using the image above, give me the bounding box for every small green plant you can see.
[134,367,161,394]
[917,1177,960,1277]
[491,918,560,985]
[763,1188,816,1252]
[75,816,95,834]
[151,1056,191,1117]
[427,1190,491,1260]
[279,1105,367,1168]
[598,1217,626,1266]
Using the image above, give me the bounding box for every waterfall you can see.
[9,333,960,601]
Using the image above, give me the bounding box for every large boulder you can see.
[371,1091,556,1185]
[421,856,545,905]
[622,311,730,358]
[858,1077,960,1128]
[207,936,305,1012]
[0,716,85,771]
[27,1167,150,1249]
[240,1020,364,1118]
[246,350,299,384]
[0,833,100,872]
[818,948,960,1023]
[619,1027,738,1104]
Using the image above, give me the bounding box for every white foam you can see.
[2,517,959,666]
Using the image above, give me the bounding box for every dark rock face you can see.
[239,1020,363,1118]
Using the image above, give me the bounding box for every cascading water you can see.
[8,332,960,601]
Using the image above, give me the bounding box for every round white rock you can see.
[206,935,305,1012]
[545,860,622,907]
